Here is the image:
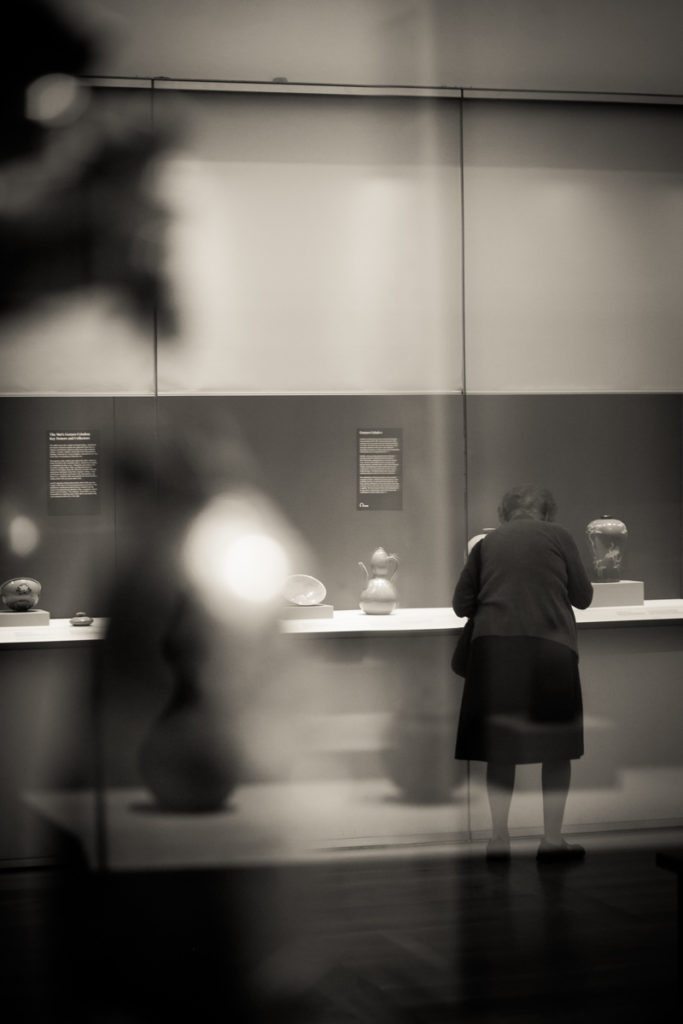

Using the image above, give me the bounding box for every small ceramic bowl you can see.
[70,611,94,626]
[283,574,327,606]
[0,577,42,611]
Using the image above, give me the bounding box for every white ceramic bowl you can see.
[283,574,327,606]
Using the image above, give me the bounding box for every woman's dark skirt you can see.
[455,636,584,764]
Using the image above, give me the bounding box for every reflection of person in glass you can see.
[453,486,593,861]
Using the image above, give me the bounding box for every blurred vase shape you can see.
[138,597,240,812]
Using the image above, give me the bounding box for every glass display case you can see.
[1,81,683,873]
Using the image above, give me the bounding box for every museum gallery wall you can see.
[0,88,681,616]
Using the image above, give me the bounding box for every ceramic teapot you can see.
[358,547,399,615]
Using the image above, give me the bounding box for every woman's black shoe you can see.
[537,839,586,863]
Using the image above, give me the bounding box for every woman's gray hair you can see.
[498,485,558,523]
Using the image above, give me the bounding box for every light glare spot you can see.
[219,533,290,603]
[181,493,295,620]
[25,74,87,126]
[8,516,40,556]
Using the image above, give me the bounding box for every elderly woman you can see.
[453,486,593,861]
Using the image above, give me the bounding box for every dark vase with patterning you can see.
[586,515,628,582]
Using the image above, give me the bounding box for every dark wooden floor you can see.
[1,832,680,1022]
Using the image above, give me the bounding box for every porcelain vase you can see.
[358,547,399,615]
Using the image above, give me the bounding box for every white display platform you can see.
[590,580,644,607]
[0,609,50,627]
[280,607,469,636]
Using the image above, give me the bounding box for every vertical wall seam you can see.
[459,94,470,550]
[458,93,473,842]
[151,80,161,506]
[151,79,160,405]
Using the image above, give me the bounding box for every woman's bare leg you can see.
[541,759,571,843]
[486,761,516,840]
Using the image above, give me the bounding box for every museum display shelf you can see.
[279,601,683,637]
[0,617,108,648]
[6,601,683,866]
[2,603,683,648]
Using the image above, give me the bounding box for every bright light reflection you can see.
[8,515,40,556]
[181,492,293,617]
[218,532,290,603]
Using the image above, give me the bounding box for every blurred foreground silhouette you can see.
[1,4,320,1019]
[1,1,173,330]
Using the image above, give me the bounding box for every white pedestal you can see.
[590,581,644,607]
[0,609,50,627]
[280,604,334,619]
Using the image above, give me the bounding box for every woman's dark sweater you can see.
[453,517,593,653]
